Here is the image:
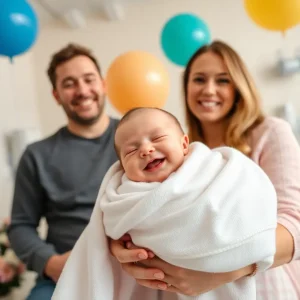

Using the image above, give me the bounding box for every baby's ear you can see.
[182,135,189,155]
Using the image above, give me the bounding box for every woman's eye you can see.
[217,78,230,84]
[193,77,205,83]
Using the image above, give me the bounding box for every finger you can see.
[136,279,169,290]
[161,274,200,296]
[110,240,149,263]
[137,276,182,294]
[125,241,136,249]
[122,263,165,280]
[159,274,178,288]
[120,234,132,242]
[165,285,181,294]
[147,251,155,259]
[138,256,175,275]
[126,242,155,259]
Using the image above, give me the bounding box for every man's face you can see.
[53,55,105,126]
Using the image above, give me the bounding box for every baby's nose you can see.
[140,145,155,157]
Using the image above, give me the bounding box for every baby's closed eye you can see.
[152,135,167,142]
[125,149,137,156]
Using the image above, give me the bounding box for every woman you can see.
[110,40,300,299]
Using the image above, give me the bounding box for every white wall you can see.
[0,53,41,220]
[32,0,300,136]
[0,53,41,300]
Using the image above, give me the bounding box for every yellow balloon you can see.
[244,0,300,32]
[106,51,170,115]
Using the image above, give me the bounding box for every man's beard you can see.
[63,95,105,126]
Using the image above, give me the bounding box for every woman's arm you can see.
[273,224,294,267]
[257,119,300,264]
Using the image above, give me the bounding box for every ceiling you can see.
[29,0,139,27]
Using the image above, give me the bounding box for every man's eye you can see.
[62,81,75,88]
[85,78,95,84]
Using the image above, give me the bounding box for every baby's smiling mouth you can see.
[144,158,165,171]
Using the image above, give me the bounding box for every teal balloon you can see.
[0,0,39,61]
[161,13,211,66]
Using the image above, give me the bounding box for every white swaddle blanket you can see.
[52,142,277,300]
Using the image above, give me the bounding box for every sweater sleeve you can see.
[258,120,300,261]
[7,148,57,277]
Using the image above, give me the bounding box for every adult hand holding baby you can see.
[110,238,253,296]
[110,235,158,277]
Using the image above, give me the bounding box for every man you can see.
[7,43,119,300]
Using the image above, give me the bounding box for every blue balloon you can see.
[161,13,211,66]
[0,0,39,61]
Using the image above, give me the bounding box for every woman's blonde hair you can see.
[183,40,264,155]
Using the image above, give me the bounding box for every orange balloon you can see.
[106,51,170,114]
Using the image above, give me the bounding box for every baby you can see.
[53,107,277,300]
[114,107,189,183]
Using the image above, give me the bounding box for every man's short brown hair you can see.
[47,43,102,89]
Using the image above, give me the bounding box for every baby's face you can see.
[115,110,189,182]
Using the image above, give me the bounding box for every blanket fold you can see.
[52,142,277,300]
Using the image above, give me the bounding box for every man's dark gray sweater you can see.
[7,118,119,278]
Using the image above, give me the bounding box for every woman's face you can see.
[187,51,236,125]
